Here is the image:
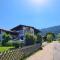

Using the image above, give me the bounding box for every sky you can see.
[0,0,60,30]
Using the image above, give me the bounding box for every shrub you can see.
[36,34,42,45]
[2,32,11,46]
[20,42,24,47]
[0,42,2,46]
[6,40,14,46]
[56,33,60,42]
[25,33,37,46]
[13,41,21,48]
[2,40,8,46]
[7,40,21,48]
[47,35,52,42]
[42,36,47,42]
[57,38,60,42]
[46,32,55,43]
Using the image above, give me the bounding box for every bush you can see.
[45,32,55,43]
[13,41,21,48]
[36,34,42,45]
[2,32,11,46]
[56,33,60,42]
[2,40,8,46]
[6,40,14,46]
[56,38,60,43]
[0,42,2,46]
[46,34,52,43]
[25,33,37,46]
[7,40,23,48]
[42,36,47,42]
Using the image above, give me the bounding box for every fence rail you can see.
[0,44,41,60]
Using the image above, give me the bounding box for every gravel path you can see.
[26,41,60,60]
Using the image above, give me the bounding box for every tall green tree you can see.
[46,32,55,42]
[36,34,42,45]
[2,32,11,46]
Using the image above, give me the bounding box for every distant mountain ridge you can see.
[40,25,60,36]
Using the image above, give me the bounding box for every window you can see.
[20,36,24,40]
[0,30,1,34]
[19,36,24,40]
[19,30,24,34]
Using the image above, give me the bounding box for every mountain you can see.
[40,25,60,36]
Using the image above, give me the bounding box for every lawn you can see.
[0,46,14,52]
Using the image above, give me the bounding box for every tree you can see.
[13,40,21,48]
[2,32,11,46]
[36,34,42,45]
[56,33,60,41]
[43,36,47,42]
[25,33,37,45]
[57,33,60,38]
[46,32,55,42]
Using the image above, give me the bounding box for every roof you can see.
[0,29,18,35]
[11,25,33,30]
[11,25,40,32]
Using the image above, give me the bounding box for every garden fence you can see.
[0,44,41,60]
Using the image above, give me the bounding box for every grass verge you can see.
[0,46,14,52]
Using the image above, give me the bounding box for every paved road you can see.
[53,41,60,60]
[26,41,60,60]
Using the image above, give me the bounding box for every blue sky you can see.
[0,0,60,30]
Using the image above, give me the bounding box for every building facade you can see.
[0,25,40,43]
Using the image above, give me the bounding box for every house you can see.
[0,25,40,43]
[11,25,40,42]
[0,29,18,41]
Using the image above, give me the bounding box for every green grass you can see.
[0,46,14,52]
